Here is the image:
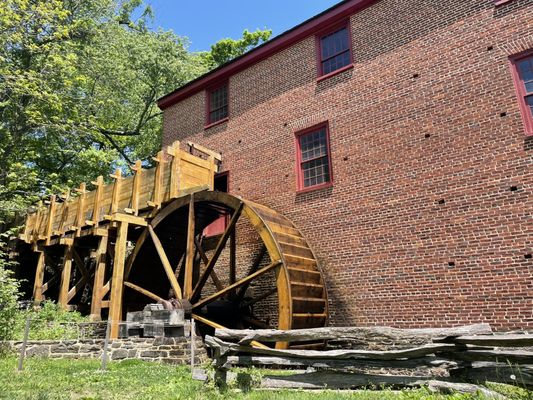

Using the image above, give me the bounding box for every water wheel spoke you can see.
[124,227,148,280]
[147,224,183,299]
[194,236,224,291]
[241,287,277,308]
[124,281,164,303]
[184,193,195,298]
[235,245,267,302]
[192,313,269,349]
[190,202,244,302]
[192,260,281,310]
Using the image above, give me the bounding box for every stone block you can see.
[140,350,167,358]
[153,337,175,346]
[111,349,128,360]
[126,311,144,322]
[26,346,50,357]
[143,323,164,337]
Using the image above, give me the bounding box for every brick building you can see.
[158,0,533,330]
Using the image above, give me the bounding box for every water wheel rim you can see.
[124,191,327,341]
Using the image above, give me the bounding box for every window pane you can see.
[525,80,533,94]
[300,128,327,161]
[322,51,350,75]
[302,157,330,188]
[518,58,533,82]
[209,85,228,123]
[320,26,350,68]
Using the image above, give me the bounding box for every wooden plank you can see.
[187,141,222,162]
[147,224,182,299]
[183,194,195,299]
[205,336,457,360]
[109,169,122,214]
[148,151,164,208]
[90,235,108,321]
[166,141,181,198]
[224,355,455,370]
[44,195,57,245]
[214,324,493,345]
[73,183,87,235]
[58,244,74,309]
[192,260,282,310]
[108,221,128,339]
[67,276,87,302]
[104,213,147,226]
[190,203,244,302]
[87,176,104,226]
[194,316,268,349]
[450,363,533,387]
[438,334,533,347]
[446,349,533,364]
[41,275,58,294]
[235,245,267,301]
[124,281,164,303]
[129,160,142,215]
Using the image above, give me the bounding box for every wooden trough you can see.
[13,142,328,345]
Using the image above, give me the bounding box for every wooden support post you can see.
[229,226,236,286]
[207,155,215,190]
[32,250,46,303]
[110,169,122,214]
[88,175,104,226]
[167,141,181,199]
[58,244,74,309]
[73,183,87,235]
[108,221,128,339]
[184,193,195,299]
[127,160,142,215]
[148,151,165,209]
[90,234,108,321]
[44,195,57,245]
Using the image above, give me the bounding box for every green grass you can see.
[0,357,527,400]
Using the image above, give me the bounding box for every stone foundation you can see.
[8,337,208,364]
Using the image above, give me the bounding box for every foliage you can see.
[0,0,210,218]
[12,300,90,340]
[207,28,272,67]
[0,255,20,342]
[0,357,518,400]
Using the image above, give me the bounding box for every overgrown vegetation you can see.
[0,253,20,343]
[2,357,525,400]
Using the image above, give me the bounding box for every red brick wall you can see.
[162,0,533,330]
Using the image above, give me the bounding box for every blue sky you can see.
[144,0,343,52]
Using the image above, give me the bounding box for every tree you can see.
[0,0,209,220]
[208,28,272,67]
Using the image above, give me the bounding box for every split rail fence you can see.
[205,324,533,393]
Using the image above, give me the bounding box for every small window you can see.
[318,23,352,77]
[206,84,228,126]
[510,51,533,135]
[295,124,333,191]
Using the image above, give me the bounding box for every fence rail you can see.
[205,324,533,394]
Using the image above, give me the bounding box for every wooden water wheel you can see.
[122,191,328,345]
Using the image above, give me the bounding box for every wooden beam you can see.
[191,203,243,302]
[72,183,87,235]
[32,250,46,303]
[167,141,181,198]
[124,227,148,280]
[58,244,74,309]
[193,260,281,310]
[109,169,122,214]
[148,151,165,209]
[90,235,108,321]
[124,281,164,303]
[229,226,236,287]
[67,276,87,302]
[194,236,224,291]
[147,224,182,299]
[41,275,58,295]
[104,213,147,226]
[87,175,104,226]
[183,194,195,299]
[44,195,57,245]
[108,221,128,339]
[187,141,222,162]
[129,160,142,215]
[72,247,90,282]
[235,245,267,301]
[214,324,493,345]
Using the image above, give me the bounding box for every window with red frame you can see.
[511,52,533,135]
[207,84,228,125]
[318,24,351,76]
[296,125,332,190]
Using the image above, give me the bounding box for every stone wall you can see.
[9,337,208,364]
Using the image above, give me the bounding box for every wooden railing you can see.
[19,141,220,245]
[205,325,533,394]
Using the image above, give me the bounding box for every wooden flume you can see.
[15,142,328,346]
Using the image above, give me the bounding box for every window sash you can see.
[297,126,331,189]
[208,85,228,124]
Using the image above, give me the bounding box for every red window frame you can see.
[315,20,354,81]
[294,122,333,193]
[509,49,533,136]
[205,82,229,129]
